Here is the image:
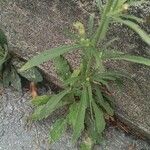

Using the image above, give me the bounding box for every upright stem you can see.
[92,0,114,45]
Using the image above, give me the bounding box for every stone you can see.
[0,0,150,139]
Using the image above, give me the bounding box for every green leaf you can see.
[0,48,8,67]
[32,95,51,106]
[80,138,93,150]
[32,89,70,120]
[3,66,22,92]
[3,68,11,87]
[49,118,67,142]
[102,50,150,66]
[10,68,22,92]
[85,115,103,144]
[87,83,94,120]
[128,0,147,6]
[92,101,106,133]
[20,44,82,71]
[99,71,134,81]
[115,18,150,46]
[19,67,43,83]
[88,13,95,37]
[114,54,150,66]
[120,14,144,23]
[93,0,113,44]
[93,75,110,88]
[104,37,119,48]
[94,85,114,116]
[53,55,71,81]
[116,54,150,66]
[64,76,78,86]
[102,50,124,59]
[95,0,103,11]
[68,103,79,128]
[72,86,88,143]
[0,29,8,49]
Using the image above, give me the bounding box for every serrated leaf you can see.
[32,95,52,106]
[20,44,82,71]
[92,101,106,133]
[32,89,70,120]
[53,55,71,81]
[49,118,67,142]
[72,86,88,143]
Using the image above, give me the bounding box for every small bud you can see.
[122,3,129,11]
[73,21,85,36]
[86,77,90,81]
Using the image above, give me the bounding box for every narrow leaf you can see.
[115,18,150,46]
[68,103,79,128]
[32,89,70,120]
[32,95,51,106]
[87,83,94,120]
[116,54,150,66]
[20,44,82,71]
[88,13,95,37]
[49,118,67,142]
[72,87,88,142]
[102,50,150,66]
[94,85,114,116]
[92,101,106,133]
[120,14,144,23]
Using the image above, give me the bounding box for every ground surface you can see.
[0,0,150,141]
[0,87,150,150]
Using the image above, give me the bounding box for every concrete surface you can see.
[0,0,150,140]
[0,87,150,150]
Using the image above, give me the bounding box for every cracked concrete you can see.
[0,0,150,143]
[0,87,150,150]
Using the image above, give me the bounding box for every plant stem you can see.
[93,0,114,45]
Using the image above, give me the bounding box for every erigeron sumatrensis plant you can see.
[20,0,150,149]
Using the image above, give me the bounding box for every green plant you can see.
[0,29,43,91]
[21,0,150,149]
